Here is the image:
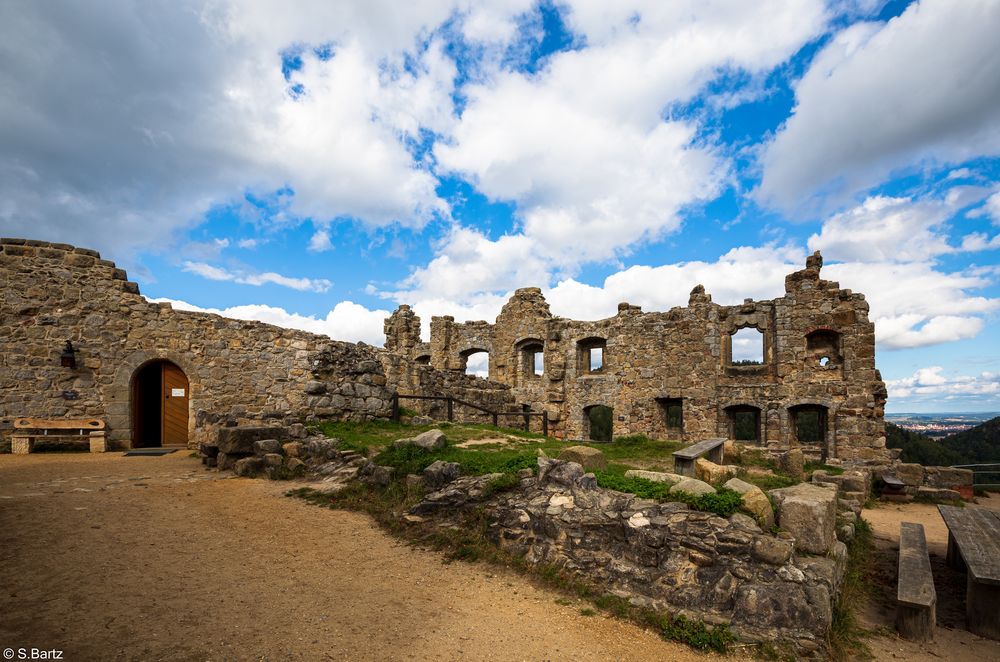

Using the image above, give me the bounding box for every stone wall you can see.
[385,252,888,461]
[0,238,392,450]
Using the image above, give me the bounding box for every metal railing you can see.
[951,463,1000,490]
[390,393,550,437]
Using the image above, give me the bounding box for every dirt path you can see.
[0,453,732,661]
[859,495,1000,662]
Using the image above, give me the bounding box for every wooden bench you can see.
[11,418,106,454]
[896,522,936,641]
[938,505,1000,640]
[672,438,725,478]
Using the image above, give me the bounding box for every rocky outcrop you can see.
[409,458,844,654]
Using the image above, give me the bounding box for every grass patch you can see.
[829,517,874,661]
[804,461,844,476]
[737,468,798,491]
[593,472,743,516]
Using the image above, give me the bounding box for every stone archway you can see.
[131,359,190,448]
[107,350,200,449]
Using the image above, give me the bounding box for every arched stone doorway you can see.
[131,360,190,447]
[789,404,830,461]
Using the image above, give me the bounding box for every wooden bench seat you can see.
[11,418,106,454]
[672,438,725,477]
[896,522,936,641]
[938,505,1000,640]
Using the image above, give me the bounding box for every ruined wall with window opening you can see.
[385,252,889,462]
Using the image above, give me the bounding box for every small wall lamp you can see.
[60,341,77,369]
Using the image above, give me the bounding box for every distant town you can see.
[885,412,1000,439]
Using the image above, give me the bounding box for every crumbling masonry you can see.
[385,252,890,462]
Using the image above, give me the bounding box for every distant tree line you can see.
[886,416,1000,465]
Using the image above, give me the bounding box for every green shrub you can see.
[593,472,743,517]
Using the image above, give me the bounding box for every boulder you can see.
[304,437,339,461]
[405,474,426,490]
[282,441,303,458]
[695,459,738,484]
[253,439,281,455]
[557,445,608,471]
[624,470,684,486]
[233,456,264,477]
[263,453,283,467]
[751,535,793,565]
[285,457,307,474]
[358,461,394,486]
[723,478,775,529]
[538,457,584,487]
[216,451,243,471]
[769,483,837,554]
[393,429,447,450]
[423,460,462,488]
[669,477,716,497]
[217,427,288,454]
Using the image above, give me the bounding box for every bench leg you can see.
[967,577,1000,640]
[11,436,33,455]
[946,532,965,571]
[675,458,694,478]
[89,433,107,453]
[897,601,936,641]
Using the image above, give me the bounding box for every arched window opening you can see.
[584,405,613,442]
[414,354,431,365]
[730,327,764,365]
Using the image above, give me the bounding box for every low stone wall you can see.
[410,458,846,655]
[378,352,520,427]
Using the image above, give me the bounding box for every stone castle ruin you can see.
[1,237,887,465]
[385,251,890,463]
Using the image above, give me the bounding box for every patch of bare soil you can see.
[0,452,735,661]
[858,495,1000,661]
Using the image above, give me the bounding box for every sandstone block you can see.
[923,466,973,489]
[282,441,303,458]
[670,477,716,497]
[263,453,283,467]
[285,457,306,474]
[724,477,775,529]
[405,474,426,490]
[359,461,393,486]
[779,448,805,480]
[624,470,683,486]
[916,486,961,502]
[896,463,924,487]
[217,427,288,454]
[557,445,607,471]
[769,483,837,554]
[393,429,446,450]
[696,458,738,484]
[234,457,264,477]
[254,439,281,455]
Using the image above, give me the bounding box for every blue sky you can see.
[2,0,1000,412]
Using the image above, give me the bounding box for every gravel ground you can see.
[0,452,732,661]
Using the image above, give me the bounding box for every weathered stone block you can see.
[696,458,738,485]
[393,429,446,450]
[253,439,281,455]
[724,477,774,529]
[769,483,837,554]
[896,463,924,487]
[670,477,716,497]
[234,456,264,477]
[423,460,462,488]
[217,427,288,454]
[751,535,793,565]
[557,445,607,471]
[282,441,303,458]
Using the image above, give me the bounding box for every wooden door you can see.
[161,362,189,446]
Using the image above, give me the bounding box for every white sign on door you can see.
[171,388,185,397]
